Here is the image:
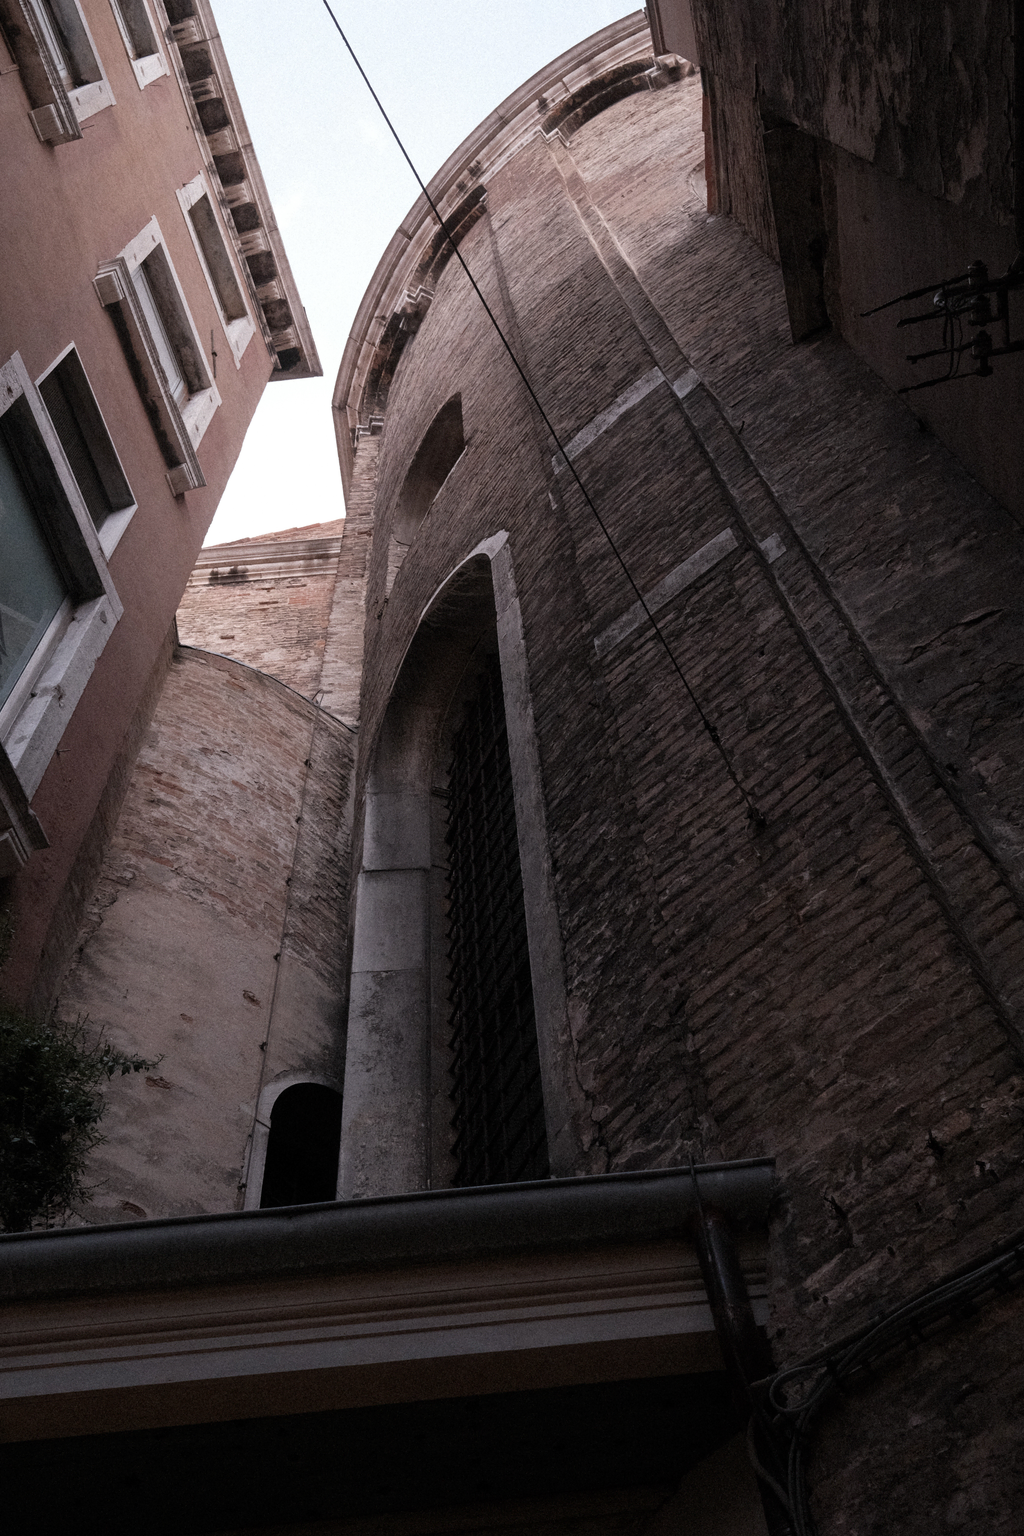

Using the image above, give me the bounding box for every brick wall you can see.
[56,646,353,1220]
[176,520,346,699]
[348,69,1024,1534]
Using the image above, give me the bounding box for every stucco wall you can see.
[687,0,1024,522]
[0,0,280,1011]
[693,0,1015,227]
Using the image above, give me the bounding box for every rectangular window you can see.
[94,219,220,492]
[131,260,188,404]
[0,352,122,804]
[24,0,115,130]
[109,0,167,87]
[38,348,134,542]
[0,433,68,713]
[188,196,247,322]
[177,175,255,365]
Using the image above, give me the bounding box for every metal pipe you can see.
[689,1171,793,1536]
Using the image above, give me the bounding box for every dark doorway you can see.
[259,1083,342,1208]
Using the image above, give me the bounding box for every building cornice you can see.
[157,0,321,381]
[0,1164,774,1443]
[187,533,345,585]
[331,13,658,499]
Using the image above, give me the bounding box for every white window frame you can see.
[35,343,138,557]
[0,352,123,800]
[20,0,115,141]
[108,0,168,89]
[176,173,255,367]
[94,218,220,493]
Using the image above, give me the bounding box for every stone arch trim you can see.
[242,1071,342,1212]
[339,534,590,1198]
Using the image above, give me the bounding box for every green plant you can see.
[0,1007,158,1232]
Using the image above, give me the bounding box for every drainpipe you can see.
[689,1169,794,1535]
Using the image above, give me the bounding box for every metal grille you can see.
[446,653,549,1186]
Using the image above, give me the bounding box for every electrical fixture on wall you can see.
[863,256,1024,392]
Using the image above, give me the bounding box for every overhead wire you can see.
[320,0,765,831]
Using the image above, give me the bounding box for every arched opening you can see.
[446,651,548,1186]
[386,396,465,592]
[340,535,582,1200]
[259,1083,343,1208]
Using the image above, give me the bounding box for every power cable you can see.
[757,1221,1024,1536]
[320,0,765,831]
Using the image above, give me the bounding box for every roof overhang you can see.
[161,0,321,381]
[0,1162,774,1443]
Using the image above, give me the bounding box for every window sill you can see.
[225,315,255,366]
[131,52,168,89]
[69,78,115,122]
[97,500,138,557]
[182,385,218,449]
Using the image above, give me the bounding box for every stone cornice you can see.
[157,0,321,381]
[331,13,655,499]
[187,534,345,585]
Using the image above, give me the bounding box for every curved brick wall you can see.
[337,54,1024,1536]
[56,646,353,1221]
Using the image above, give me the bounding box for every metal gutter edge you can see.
[0,1161,775,1302]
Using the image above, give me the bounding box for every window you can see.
[339,540,573,1201]
[387,396,465,593]
[0,352,122,802]
[177,174,254,365]
[37,347,135,553]
[258,1085,343,1208]
[13,0,115,143]
[446,652,549,1186]
[0,431,68,715]
[95,219,220,493]
[108,0,167,87]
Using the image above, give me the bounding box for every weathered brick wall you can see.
[350,69,1024,1535]
[176,520,346,700]
[56,647,353,1221]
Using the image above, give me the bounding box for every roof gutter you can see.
[0,1160,775,1303]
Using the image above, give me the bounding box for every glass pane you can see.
[45,0,102,87]
[117,0,158,58]
[131,262,187,404]
[0,432,68,712]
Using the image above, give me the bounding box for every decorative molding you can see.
[156,0,321,381]
[332,13,655,498]
[187,533,344,584]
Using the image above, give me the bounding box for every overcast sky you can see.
[203,1,636,546]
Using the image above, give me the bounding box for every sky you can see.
[204,1,636,547]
